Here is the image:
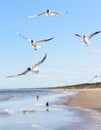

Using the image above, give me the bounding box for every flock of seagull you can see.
[6,9,101,80]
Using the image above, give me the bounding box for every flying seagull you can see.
[28,9,61,19]
[16,32,54,50]
[92,75,101,80]
[6,54,47,78]
[75,31,101,46]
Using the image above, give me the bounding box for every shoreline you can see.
[0,88,101,129]
[54,88,101,120]
[55,88,101,109]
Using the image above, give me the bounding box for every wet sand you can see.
[55,88,101,129]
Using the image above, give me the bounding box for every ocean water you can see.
[0,88,101,130]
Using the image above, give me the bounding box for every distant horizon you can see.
[0,81,100,90]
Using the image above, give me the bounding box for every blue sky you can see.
[1,0,101,88]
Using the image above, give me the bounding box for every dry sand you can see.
[60,88,101,111]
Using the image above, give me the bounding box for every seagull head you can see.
[47,10,50,12]
[83,35,86,38]
[27,67,31,71]
[31,40,33,43]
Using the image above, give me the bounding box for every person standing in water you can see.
[36,95,39,101]
[46,102,49,111]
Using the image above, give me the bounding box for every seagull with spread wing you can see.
[75,31,101,46]
[6,54,47,78]
[92,75,101,80]
[28,9,61,19]
[16,32,54,50]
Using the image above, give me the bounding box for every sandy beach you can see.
[55,88,101,129]
[58,88,101,110]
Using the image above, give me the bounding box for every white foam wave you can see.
[31,124,45,129]
[36,103,43,106]
[4,109,14,115]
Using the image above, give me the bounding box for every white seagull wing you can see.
[75,34,83,38]
[17,68,31,76]
[91,75,101,81]
[28,12,46,19]
[88,31,101,39]
[32,54,47,69]
[35,37,54,44]
[51,11,61,15]
[16,32,31,42]
[34,11,47,17]
[28,15,36,19]
[6,68,31,78]
[92,75,98,80]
